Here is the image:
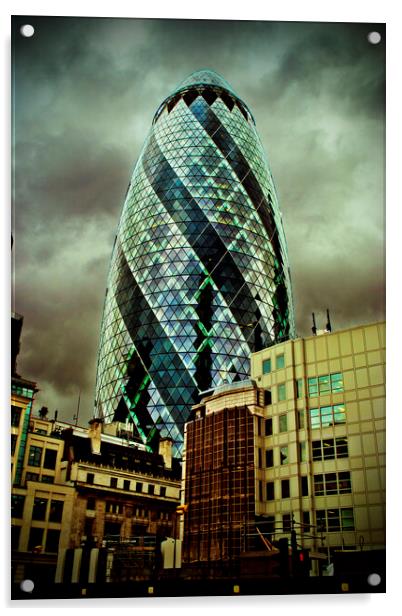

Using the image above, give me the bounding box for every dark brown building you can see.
[182,381,263,572]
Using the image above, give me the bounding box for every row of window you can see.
[260,472,351,501]
[11,494,64,522]
[88,498,171,521]
[312,437,348,460]
[314,472,352,496]
[309,404,346,428]
[260,372,344,401]
[257,403,346,440]
[27,445,57,470]
[12,525,60,553]
[316,507,355,532]
[262,476,309,501]
[262,354,285,374]
[258,436,349,469]
[87,473,167,497]
[257,507,354,535]
[25,471,55,484]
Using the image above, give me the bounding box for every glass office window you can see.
[278,383,286,401]
[32,497,47,521]
[276,354,285,370]
[279,413,288,433]
[28,445,42,467]
[263,359,272,374]
[280,446,289,465]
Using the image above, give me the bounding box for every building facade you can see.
[182,322,385,575]
[11,413,182,586]
[95,69,295,455]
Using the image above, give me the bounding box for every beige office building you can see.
[250,320,385,558]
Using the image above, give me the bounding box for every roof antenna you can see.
[325,309,332,333]
[312,312,317,336]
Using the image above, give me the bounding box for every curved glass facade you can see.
[95,70,295,455]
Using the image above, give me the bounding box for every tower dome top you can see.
[175,69,238,96]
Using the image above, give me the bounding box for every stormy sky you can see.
[12,17,385,425]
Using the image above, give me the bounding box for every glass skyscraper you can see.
[95,70,295,455]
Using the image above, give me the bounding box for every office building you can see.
[95,69,295,455]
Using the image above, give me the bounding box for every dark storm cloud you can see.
[12,17,385,423]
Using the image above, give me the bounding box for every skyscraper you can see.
[95,70,295,455]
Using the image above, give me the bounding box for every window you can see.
[318,375,330,394]
[265,449,273,468]
[264,390,272,406]
[309,404,346,428]
[25,472,39,482]
[106,502,120,514]
[308,373,343,396]
[338,471,352,493]
[299,441,306,462]
[136,482,143,493]
[258,448,262,468]
[331,373,343,392]
[302,511,310,533]
[278,384,286,401]
[123,480,130,491]
[266,481,275,500]
[262,359,271,374]
[110,477,118,488]
[11,495,25,518]
[28,445,42,467]
[160,487,166,498]
[276,354,285,370]
[341,507,355,530]
[297,410,305,430]
[32,497,48,521]
[312,437,349,461]
[314,472,351,496]
[279,414,288,433]
[265,418,272,436]
[322,439,335,459]
[296,379,303,399]
[11,434,17,455]
[282,514,291,532]
[43,449,57,470]
[28,527,44,551]
[281,479,290,499]
[41,475,54,484]
[308,377,318,397]
[11,525,21,550]
[11,406,21,427]
[87,497,96,510]
[301,476,309,496]
[87,473,94,484]
[148,484,155,495]
[280,446,289,465]
[49,500,64,523]
[45,529,60,553]
[316,508,355,532]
